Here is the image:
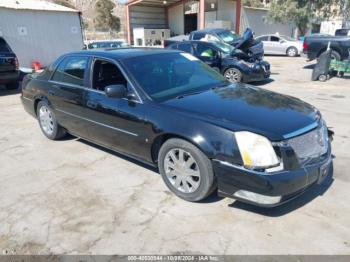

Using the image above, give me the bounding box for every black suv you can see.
[168,40,270,83]
[0,37,19,90]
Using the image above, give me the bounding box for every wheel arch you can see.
[33,96,52,116]
[286,46,298,55]
[150,132,214,165]
[317,47,341,59]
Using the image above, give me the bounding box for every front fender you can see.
[146,105,242,165]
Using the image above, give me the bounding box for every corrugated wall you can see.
[130,5,166,30]
[168,4,184,35]
[241,7,296,36]
[0,9,83,68]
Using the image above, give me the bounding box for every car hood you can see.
[162,84,319,141]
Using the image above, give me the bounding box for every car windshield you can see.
[123,52,228,102]
[210,41,235,54]
[217,30,240,43]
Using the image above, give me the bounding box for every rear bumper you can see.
[0,70,19,84]
[213,149,333,207]
[21,95,36,118]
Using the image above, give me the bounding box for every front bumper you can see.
[244,61,271,82]
[213,149,333,207]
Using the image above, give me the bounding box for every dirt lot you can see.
[0,56,349,255]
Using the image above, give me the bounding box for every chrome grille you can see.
[287,123,329,162]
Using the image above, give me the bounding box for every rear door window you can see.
[270,36,280,42]
[52,56,89,86]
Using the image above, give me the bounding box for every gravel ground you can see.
[0,56,349,255]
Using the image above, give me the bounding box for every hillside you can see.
[49,0,126,40]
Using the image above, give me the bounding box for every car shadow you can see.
[70,136,334,208]
[228,165,334,217]
[250,78,274,86]
[75,137,225,204]
[77,138,159,173]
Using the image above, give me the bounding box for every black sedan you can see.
[168,41,270,83]
[21,48,333,207]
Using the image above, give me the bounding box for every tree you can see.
[242,0,264,8]
[94,0,121,33]
[52,0,76,9]
[267,0,340,35]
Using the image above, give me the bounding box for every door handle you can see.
[87,101,97,108]
[48,90,55,96]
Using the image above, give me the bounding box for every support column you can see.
[235,0,241,34]
[199,0,205,29]
[126,5,131,44]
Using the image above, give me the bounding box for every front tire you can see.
[158,138,216,202]
[286,47,298,57]
[224,68,242,83]
[37,101,66,140]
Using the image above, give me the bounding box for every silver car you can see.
[256,34,303,57]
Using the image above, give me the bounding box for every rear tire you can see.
[330,50,341,60]
[37,101,66,140]
[5,81,19,90]
[158,138,216,202]
[286,47,298,57]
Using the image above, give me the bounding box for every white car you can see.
[256,34,303,57]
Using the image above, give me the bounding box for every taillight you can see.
[303,40,308,51]
[14,57,19,70]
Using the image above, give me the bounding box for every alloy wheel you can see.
[287,48,297,57]
[164,148,201,193]
[224,68,241,83]
[39,105,54,136]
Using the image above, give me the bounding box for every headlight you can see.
[234,131,279,169]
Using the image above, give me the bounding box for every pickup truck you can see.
[303,35,350,61]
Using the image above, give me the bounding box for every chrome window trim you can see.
[55,108,138,137]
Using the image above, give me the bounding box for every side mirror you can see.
[105,84,127,98]
[279,40,286,44]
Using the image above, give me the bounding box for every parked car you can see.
[303,35,350,61]
[168,40,270,83]
[335,28,350,36]
[165,28,264,61]
[86,40,130,49]
[0,37,19,90]
[21,48,333,207]
[256,34,303,57]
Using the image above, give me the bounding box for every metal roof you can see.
[0,0,79,13]
[126,0,183,7]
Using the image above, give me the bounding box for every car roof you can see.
[69,48,182,60]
